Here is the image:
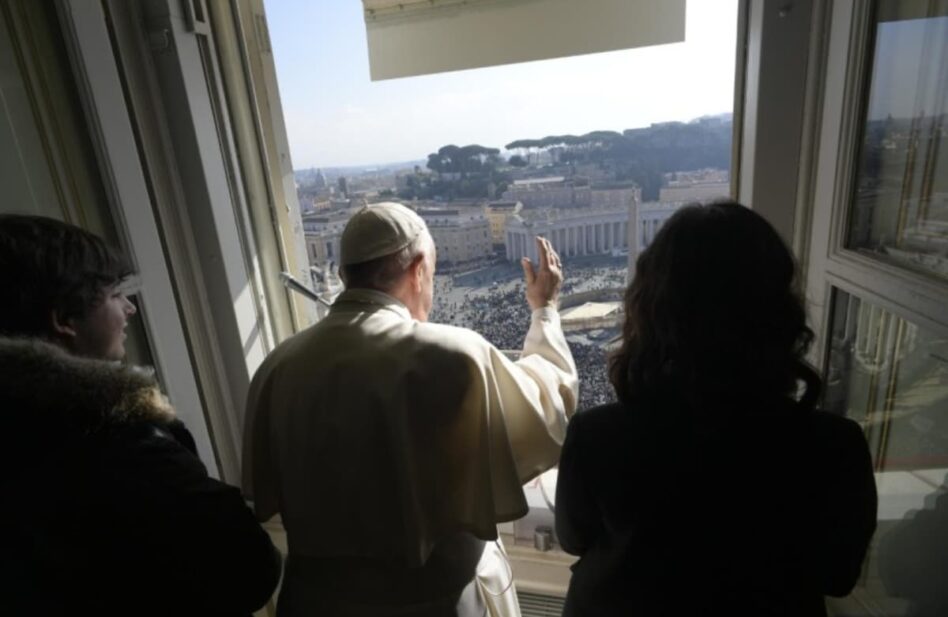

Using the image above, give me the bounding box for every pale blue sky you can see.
[264,0,739,169]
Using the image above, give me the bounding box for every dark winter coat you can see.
[0,337,281,616]
[555,399,878,617]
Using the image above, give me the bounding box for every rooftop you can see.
[561,301,622,322]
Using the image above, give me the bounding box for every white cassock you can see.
[243,288,578,616]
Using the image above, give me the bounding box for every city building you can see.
[505,202,677,267]
[304,204,495,270]
[313,168,327,189]
[590,182,642,209]
[505,206,630,262]
[484,200,522,248]
[417,208,493,268]
[302,209,352,266]
[658,168,730,203]
[501,176,592,208]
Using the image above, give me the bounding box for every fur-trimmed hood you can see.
[0,336,176,433]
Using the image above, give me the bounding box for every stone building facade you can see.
[505,202,680,276]
[590,182,642,209]
[484,201,522,247]
[418,209,493,268]
[505,207,631,263]
[302,209,352,266]
[501,177,592,209]
[658,181,730,203]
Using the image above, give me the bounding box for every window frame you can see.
[805,0,948,369]
[53,0,220,472]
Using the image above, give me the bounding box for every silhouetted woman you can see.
[555,201,877,616]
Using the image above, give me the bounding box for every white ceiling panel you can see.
[362,0,687,80]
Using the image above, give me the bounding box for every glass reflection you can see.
[848,3,948,280]
[824,290,948,616]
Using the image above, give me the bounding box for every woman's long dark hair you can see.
[609,201,821,411]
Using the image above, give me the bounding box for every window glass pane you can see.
[0,0,121,246]
[0,2,157,372]
[823,289,948,616]
[847,2,948,280]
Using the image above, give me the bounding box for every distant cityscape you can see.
[296,114,733,410]
[297,114,732,270]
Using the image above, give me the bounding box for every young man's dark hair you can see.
[0,214,132,335]
[0,214,135,358]
[0,214,282,614]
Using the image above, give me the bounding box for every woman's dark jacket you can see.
[0,337,281,616]
[555,399,877,617]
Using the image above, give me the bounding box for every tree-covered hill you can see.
[399,113,732,201]
[504,114,732,200]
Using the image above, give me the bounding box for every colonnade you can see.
[506,219,629,262]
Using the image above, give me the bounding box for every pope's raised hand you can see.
[521,236,563,310]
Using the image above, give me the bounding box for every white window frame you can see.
[52,0,320,485]
[735,0,832,260]
[803,0,948,365]
[54,0,219,472]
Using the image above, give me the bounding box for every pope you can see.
[243,202,578,617]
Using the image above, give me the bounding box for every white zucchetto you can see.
[340,202,428,266]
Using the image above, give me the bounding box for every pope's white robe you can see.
[243,288,578,616]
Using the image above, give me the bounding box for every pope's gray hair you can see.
[339,231,433,292]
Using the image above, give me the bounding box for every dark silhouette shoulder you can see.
[556,400,877,617]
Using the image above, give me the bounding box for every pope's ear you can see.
[409,252,427,282]
[408,255,425,290]
[50,309,78,339]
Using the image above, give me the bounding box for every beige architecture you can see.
[659,170,730,203]
[658,182,730,203]
[505,206,631,262]
[502,177,592,208]
[304,206,494,270]
[505,201,680,280]
[590,183,642,209]
[484,201,522,246]
[303,210,352,266]
[305,230,342,266]
[418,209,494,268]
